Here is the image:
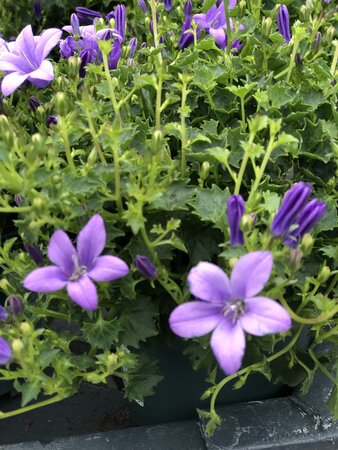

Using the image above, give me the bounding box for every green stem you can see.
[224,0,232,55]
[0,395,65,419]
[180,78,189,178]
[309,348,337,386]
[247,134,275,204]
[30,307,71,321]
[210,325,304,414]
[155,76,163,135]
[326,273,338,296]
[330,40,338,77]
[102,53,122,125]
[286,37,300,83]
[84,109,107,165]
[280,297,338,325]
[240,96,246,131]
[0,206,31,213]
[111,129,123,215]
[61,128,76,174]
[234,133,254,195]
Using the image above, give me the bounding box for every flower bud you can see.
[33,0,42,22]
[138,0,148,14]
[289,248,303,272]
[299,233,314,256]
[14,194,25,206]
[305,0,314,12]
[24,243,44,266]
[29,96,40,112]
[0,305,8,322]
[31,133,45,156]
[325,26,335,45]
[318,266,330,284]
[313,32,321,53]
[75,7,102,25]
[295,53,302,68]
[128,37,138,58]
[183,0,192,16]
[134,255,157,279]
[199,161,210,182]
[46,115,58,128]
[55,92,68,116]
[226,195,245,246]
[70,13,80,37]
[277,5,291,43]
[262,17,272,39]
[164,0,173,12]
[7,295,24,317]
[0,337,12,365]
[20,322,33,335]
[241,213,255,232]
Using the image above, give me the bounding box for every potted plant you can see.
[0,0,337,445]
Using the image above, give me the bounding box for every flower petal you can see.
[28,59,54,88]
[88,255,129,282]
[192,13,209,29]
[169,301,222,338]
[23,266,68,292]
[77,214,106,268]
[48,229,77,276]
[231,251,273,299]
[0,337,12,365]
[67,275,98,311]
[188,262,232,304]
[239,296,292,336]
[211,319,246,375]
[209,27,226,49]
[1,72,28,96]
[35,28,62,62]
[0,52,30,72]
[14,25,38,67]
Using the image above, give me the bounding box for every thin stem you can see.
[155,76,163,134]
[234,134,254,195]
[61,127,76,174]
[30,307,71,321]
[180,78,189,177]
[210,325,304,414]
[0,394,65,419]
[101,52,122,125]
[330,40,338,77]
[111,129,123,215]
[326,273,338,296]
[0,206,31,213]
[84,108,107,165]
[286,37,300,83]
[309,348,337,386]
[240,96,246,131]
[280,297,338,325]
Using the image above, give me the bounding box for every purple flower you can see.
[75,7,102,25]
[179,16,195,49]
[284,199,326,248]
[23,215,129,311]
[193,1,235,49]
[24,243,44,266]
[0,306,8,322]
[33,0,42,22]
[60,36,78,58]
[231,38,243,54]
[0,337,11,365]
[46,115,57,128]
[277,5,291,43]
[29,96,40,112]
[128,37,138,58]
[115,4,126,41]
[8,295,24,317]
[134,255,157,279]
[226,195,245,246]
[70,13,81,37]
[108,40,122,70]
[0,25,62,96]
[164,0,173,12]
[271,182,312,237]
[183,0,192,16]
[138,0,148,14]
[106,11,115,21]
[169,252,291,375]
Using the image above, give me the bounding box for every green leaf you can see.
[150,182,194,211]
[190,185,230,230]
[83,317,121,350]
[15,381,41,407]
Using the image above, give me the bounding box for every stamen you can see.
[223,299,246,324]
[69,254,87,281]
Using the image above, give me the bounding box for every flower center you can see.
[69,254,87,281]
[223,299,246,324]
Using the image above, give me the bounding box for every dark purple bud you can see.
[164,0,173,12]
[0,305,8,322]
[295,52,302,67]
[24,243,44,266]
[0,337,12,365]
[140,42,148,49]
[138,0,148,13]
[106,11,115,21]
[231,38,243,54]
[79,49,92,77]
[134,255,157,279]
[100,29,115,40]
[183,0,192,16]
[33,0,42,22]
[14,194,25,206]
[46,115,58,128]
[108,40,122,70]
[271,182,312,237]
[29,96,40,112]
[226,195,245,246]
[7,295,23,318]
[70,13,81,36]
[60,36,77,58]
[115,4,126,41]
[284,199,326,248]
[75,7,102,25]
[277,5,291,43]
[128,37,138,57]
[313,31,321,53]
[179,16,194,49]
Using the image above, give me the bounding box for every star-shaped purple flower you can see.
[24,215,129,311]
[0,25,62,96]
[169,251,291,375]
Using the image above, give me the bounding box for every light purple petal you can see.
[210,319,245,375]
[35,28,62,62]
[88,255,129,282]
[0,52,30,72]
[23,266,68,292]
[205,5,218,24]
[48,229,77,276]
[229,0,237,9]
[192,14,209,29]
[0,337,12,365]
[15,25,38,67]
[1,72,28,96]
[169,301,222,338]
[209,27,226,49]
[28,60,55,86]
[239,296,292,336]
[77,214,106,268]
[67,275,98,311]
[231,251,273,299]
[187,262,232,304]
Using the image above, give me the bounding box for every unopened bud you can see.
[31,133,45,156]
[55,92,68,116]
[68,55,81,78]
[241,213,255,232]
[305,0,314,12]
[20,322,33,335]
[7,295,24,317]
[32,197,44,210]
[295,53,302,68]
[262,17,272,39]
[24,243,44,266]
[229,257,238,269]
[289,248,303,272]
[46,115,58,129]
[318,266,330,284]
[200,161,210,182]
[107,353,118,366]
[29,96,40,112]
[0,305,8,322]
[12,338,24,354]
[313,32,321,53]
[325,26,335,45]
[300,233,314,256]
